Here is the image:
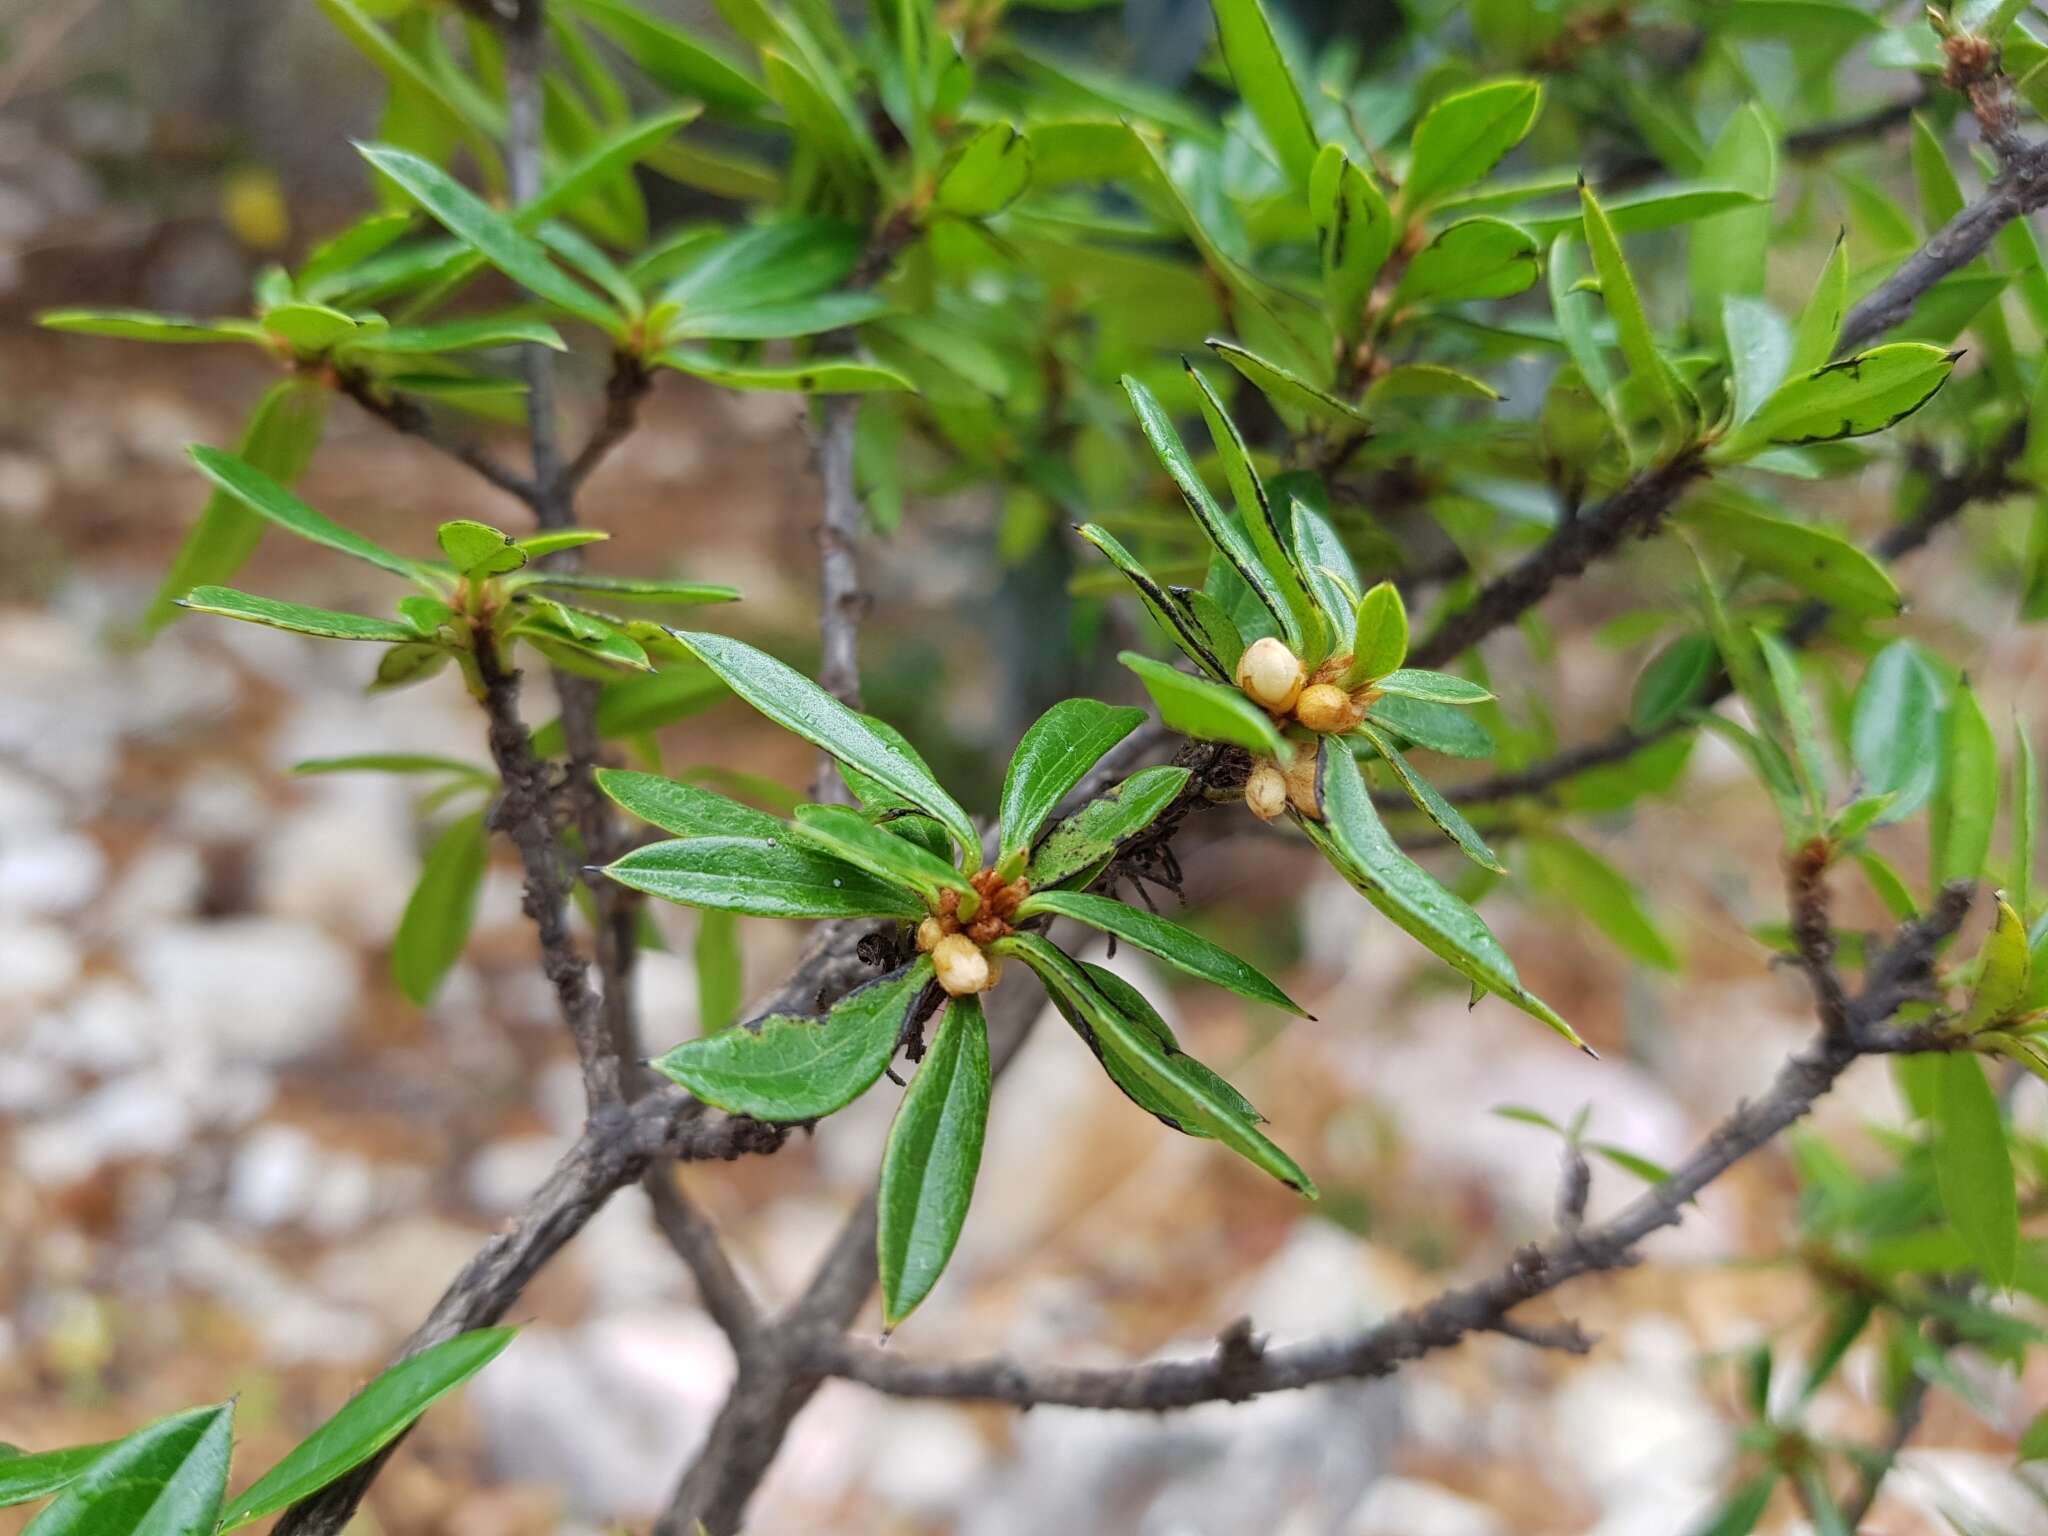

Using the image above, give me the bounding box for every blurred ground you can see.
[1,320,2043,1536]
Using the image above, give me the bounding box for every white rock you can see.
[0,831,104,915]
[632,949,700,1054]
[226,1124,320,1229]
[171,766,271,844]
[467,1133,574,1217]
[103,840,205,927]
[0,1052,67,1113]
[1348,1477,1505,1536]
[127,916,360,1063]
[33,977,153,1070]
[861,1402,990,1517]
[253,785,415,941]
[16,1073,195,1185]
[0,765,65,835]
[166,1223,380,1364]
[0,920,82,1008]
[315,1216,491,1329]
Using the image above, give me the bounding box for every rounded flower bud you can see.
[1244,762,1289,822]
[1294,682,1356,734]
[916,916,946,953]
[1235,637,1305,713]
[932,933,994,996]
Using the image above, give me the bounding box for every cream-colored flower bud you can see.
[1284,749,1322,818]
[1235,636,1305,712]
[916,916,947,952]
[932,933,994,996]
[1294,682,1356,734]
[1244,762,1289,822]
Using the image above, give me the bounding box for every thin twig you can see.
[332,366,538,506]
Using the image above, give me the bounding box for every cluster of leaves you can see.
[0,1330,511,1533]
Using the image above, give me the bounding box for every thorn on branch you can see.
[1213,1316,1267,1401]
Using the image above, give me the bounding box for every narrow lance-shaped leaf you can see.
[186,445,426,578]
[1027,765,1192,890]
[1076,523,1230,681]
[1310,144,1393,337]
[653,959,932,1121]
[1721,343,1958,457]
[696,908,742,1032]
[1787,233,1849,376]
[1677,498,1901,617]
[598,767,785,840]
[934,123,1032,216]
[1119,650,1292,762]
[218,1330,516,1530]
[1016,888,1311,1016]
[789,803,978,908]
[604,836,927,919]
[176,586,420,643]
[997,699,1145,863]
[1961,895,2031,1033]
[1850,641,1944,823]
[392,811,488,1006]
[1521,831,1681,971]
[1345,581,1409,686]
[23,1403,233,1536]
[1356,721,1505,874]
[0,1442,116,1509]
[668,631,978,858]
[1372,668,1492,705]
[878,994,992,1326]
[1054,960,1262,1136]
[1211,0,1319,188]
[654,350,911,394]
[1207,339,1371,427]
[1582,180,1692,444]
[1932,684,1997,892]
[1402,79,1543,213]
[1931,1052,2019,1287]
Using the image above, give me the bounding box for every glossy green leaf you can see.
[1962,895,2032,1033]
[598,768,785,840]
[560,0,769,113]
[1119,650,1291,761]
[878,994,992,1325]
[1676,499,1902,617]
[1372,668,1491,704]
[1346,581,1408,685]
[2015,724,2037,920]
[438,519,522,576]
[1403,79,1542,213]
[1017,888,1309,1015]
[1077,525,1229,680]
[38,309,267,345]
[935,123,1032,215]
[1356,721,1504,873]
[146,381,329,636]
[1687,1474,1778,1536]
[1788,234,1849,376]
[1851,640,1944,823]
[1309,144,1393,337]
[1631,632,1717,732]
[219,1330,515,1530]
[186,445,424,578]
[671,631,975,856]
[999,932,1315,1193]
[176,586,418,643]
[293,754,487,780]
[1207,339,1371,426]
[1688,104,1776,343]
[1176,586,1247,674]
[1722,295,1791,425]
[523,572,740,604]
[23,1403,232,1536]
[356,143,617,330]
[1582,181,1692,443]
[1285,487,1361,644]
[1304,746,1584,1047]
[1522,831,1680,970]
[604,836,926,918]
[353,317,567,355]
[654,959,931,1120]
[655,350,910,393]
[1211,0,1318,187]
[695,909,742,1033]
[790,802,974,905]
[1755,629,1829,815]
[317,0,501,180]
[1722,343,1958,455]
[1931,1052,2018,1287]
[998,699,1146,860]
[1363,694,1496,758]
[260,302,362,352]
[1039,959,1258,1134]
[1364,363,1502,404]
[1027,765,1192,889]
[1933,684,1998,890]
[391,812,487,1006]
[1393,217,1541,305]
[0,1443,114,1509]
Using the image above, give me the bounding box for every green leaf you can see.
[598,767,785,840]
[1721,343,1958,455]
[391,812,487,1006]
[934,123,1032,216]
[1582,181,1692,444]
[1287,490,1361,643]
[523,572,740,605]
[1206,339,1371,426]
[1788,234,1849,376]
[0,1442,114,1508]
[653,959,930,1120]
[1053,960,1261,1135]
[1027,765,1192,890]
[670,631,977,857]
[1119,650,1291,761]
[37,309,267,346]
[1755,629,1830,815]
[1522,831,1681,970]
[559,0,769,114]
[316,0,501,181]
[998,699,1145,861]
[1722,295,1791,426]
[186,445,424,578]
[1077,525,1231,681]
[1310,144,1393,338]
[1393,217,1541,306]
[2015,723,2037,920]
[878,993,992,1326]
[1933,684,1998,890]
[665,291,888,342]
[218,1330,515,1530]
[1211,0,1318,188]
[1183,361,1324,654]
[604,836,926,918]
[1372,668,1491,704]
[1851,640,1944,823]
[1304,746,1584,1048]
[1676,498,1902,617]
[1175,586,1247,674]
[23,1403,232,1536]
[293,754,486,779]
[1016,888,1309,1016]
[355,142,616,330]
[1631,632,1717,732]
[1123,372,1298,645]
[999,932,1316,1193]
[2021,1406,2048,1461]
[352,317,567,355]
[1403,79,1543,213]
[262,301,363,352]
[1688,104,1776,343]
[438,519,522,576]
[790,803,975,905]
[1356,721,1504,873]
[176,586,418,643]
[1962,895,2032,1032]
[655,350,910,393]
[1930,1052,2018,1287]
[695,909,742,1032]
[1363,694,1496,758]
[1346,581,1408,685]
[1363,363,1503,405]
[146,381,329,636]
[1686,1474,1778,1536]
